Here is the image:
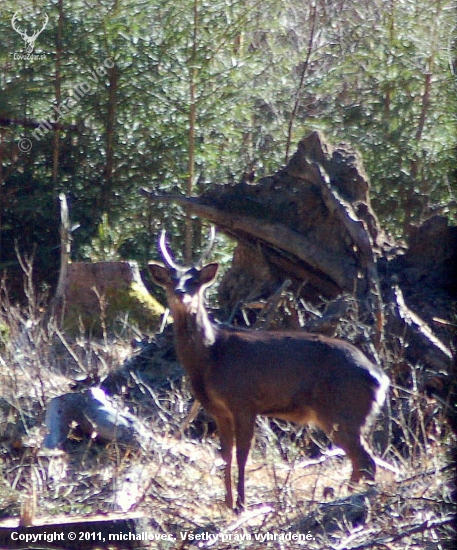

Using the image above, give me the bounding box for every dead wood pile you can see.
[144,131,456,381]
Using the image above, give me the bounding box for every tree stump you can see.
[57,261,164,335]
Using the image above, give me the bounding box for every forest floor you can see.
[0,290,455,550]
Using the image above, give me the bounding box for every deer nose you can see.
[174,287,186,298]
[174,288,192,304]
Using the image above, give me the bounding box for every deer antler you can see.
[11,12,27,40]
[159,231,179,269]
[159,226,216,268]
[34,14,49,39]
[197,225,216,266]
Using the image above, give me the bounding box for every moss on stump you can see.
[61,261,164,335]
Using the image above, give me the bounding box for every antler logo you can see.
[11,10,49,54]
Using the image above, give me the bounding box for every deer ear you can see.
[148,262,171,287]
[199,263,219,286]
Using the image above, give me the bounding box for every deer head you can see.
[150,227,218,311]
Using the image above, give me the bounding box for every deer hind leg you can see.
[332,428,376,483]
[234,413,256,513]
[215,415,235,509]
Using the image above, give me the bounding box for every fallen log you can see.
[43,388,153,450]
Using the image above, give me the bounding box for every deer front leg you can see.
[234,413,256,513]
[216,415,235,509]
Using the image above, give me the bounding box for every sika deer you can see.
[149,230,389,512]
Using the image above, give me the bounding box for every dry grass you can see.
[0,282,455,549]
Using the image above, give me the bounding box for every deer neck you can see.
[170,292,216,374]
